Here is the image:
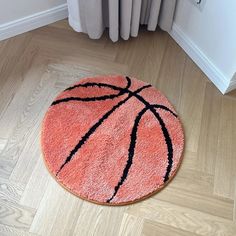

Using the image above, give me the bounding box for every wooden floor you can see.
[0,20,236,236]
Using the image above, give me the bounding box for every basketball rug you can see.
[41,75,184,205]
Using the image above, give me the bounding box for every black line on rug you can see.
[127,86,174,182]
[55,84,151,176]
[106,103,174,202]
[152,105,177,117]
[107,106,149,203]
[51,77,177,120]
[54,75,175,183]
[51,94,123,105]
[51,77,131,106]
[149,106,173,182]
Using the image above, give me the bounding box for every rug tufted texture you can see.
[41,75,184,205]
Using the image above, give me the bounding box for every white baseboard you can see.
[170,23,230,94]
[0,4,68,41]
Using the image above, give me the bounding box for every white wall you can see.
[0,0,66,24]
[171,0,236,93]
[0,0,67,41]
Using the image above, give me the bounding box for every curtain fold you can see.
[67,0,176,42]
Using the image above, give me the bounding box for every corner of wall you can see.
[169,22,230,94]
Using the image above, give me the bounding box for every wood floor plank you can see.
[0,223,38,236]
[20,157,50,209]
[0,54,44,140]
[0,33,32,90]
[0,70,56,180]
[29,180,82,236]
[156,37,186,109]
[197,82,222,174]
[33,26,117,61]
[142,220,201,236]
[180,150,197,170]
[49,19,74,31]
[154,186,234,220]
[0,43,39,122]
[0,138,7,153]
[48,191,82,236]
[0,178,24,204]
[127,199,236,236]
[234,185,236,222]
[138,31,169,85]
[72,202,127,236]
[178,57,206,153]
[118,214,143,236]
[170,169,214,196]
[0,200,35,231]
[214,97,236,199]
[46,62,114,88]
[33,24,110,50]
[38,49,129,76]
[115,29,169,85]
[9,72,58,184]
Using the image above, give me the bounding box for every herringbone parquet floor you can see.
[0,20,236,236]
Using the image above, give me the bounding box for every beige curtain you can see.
[67,0,176,42]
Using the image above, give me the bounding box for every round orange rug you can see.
[41,75,184,205]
